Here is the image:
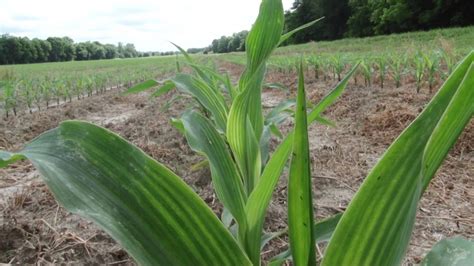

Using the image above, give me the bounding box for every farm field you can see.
[1,25,473,265]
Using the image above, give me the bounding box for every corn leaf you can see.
[181,111,247,227]
[288,62,315,266]
[171,42,215,86]
[226,0,284,213]
[172,73,228,132]
[322,52,473,266]
[169,117,185,135]
[228,0,285,145]
[244,64,358,265]
[278,17,324,46]
[122,79,159,95]
[151,81,175,98]
[421,237,474,266]
[0,121,251,265]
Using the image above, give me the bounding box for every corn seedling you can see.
[424,52,440,93]
[1,1,473,265]
[376,56,388,88]
[330,54,345,81]
[391,56,406,88]
[360,60,373,87]
[415,55,426,93]
[308,54,321,79]
[2,79,17,117]
[20,79,35,113]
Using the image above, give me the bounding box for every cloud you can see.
[0,0,295,51]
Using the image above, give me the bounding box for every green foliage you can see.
[415,54,426,93]
[288,62,316,265]
[0,34,141,65]
[421,237,474,266]
[1,1,473,265]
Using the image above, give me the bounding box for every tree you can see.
[75,42,90,60]
[104,44,117,59]
[62,37,75,61]
[123,43,138,58]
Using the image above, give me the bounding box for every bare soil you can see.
[1,63,472,265]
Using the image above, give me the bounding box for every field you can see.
[1,26,473,264]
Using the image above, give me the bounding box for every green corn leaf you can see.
[422,62,474,189]
[171,42,193,63]
[0,121,251,265]
[421,237,474,266]
[122,79,159,95]
[242,0,284,86]
[269,123,284,139]
[288,62,315,266]
[226,0,283,212]
[170,117,185,135]
[226,1,285,211]
[159,94,182,112]
[245,64,358,266]
[190,159,209,172]
[246,130,293,265]
[308,62,360,122]
[151,81,175,98]
[278,17,324,46]
[261,229,287,250]
[229,0,285,144]
[181,110,247,227]
[322,52,473,266]
[314,115,336,127]
[171,42,215,86]
[221,207,234,229]
[0,151,24,167]
[172,73,228,132]
[265,99,296,125]
[264,82,288,91]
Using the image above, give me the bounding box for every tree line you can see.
[206,0,473,53]
[0,35,141,65]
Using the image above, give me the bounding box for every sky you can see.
[0,0,295,52]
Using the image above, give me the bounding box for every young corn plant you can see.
[376,56,388,88]
[415,55,426,93]
[1,1,473,265]
[20,79,35,113]
[424,52,440,93]
[41,77,53,108]
[330,54,345,81]
[391,56,406,88]
[32,78,43,111]
[360,60,373,87]
[308,54,321,80]
[2,79,17,117]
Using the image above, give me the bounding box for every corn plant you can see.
[330,54,345,81]
[441,49,455,80]
[308,54,321,79]
[32,78,43,111]
[41,77,53,108]
[1,1,473,265]
[360,60,373,87]
[415,55,426,93]
[2,79,17,117]
[20,79,35,113]
[391,56,406,88]
[376,56,388,88]
[424,52,440,93]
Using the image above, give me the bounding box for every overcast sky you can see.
[0,0,294,52]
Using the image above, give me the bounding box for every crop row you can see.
[269,49,460,93]
[0,59,177,117]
